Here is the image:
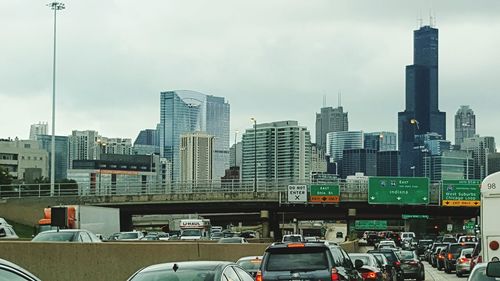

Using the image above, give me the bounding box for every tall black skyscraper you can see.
[398,25,446,176]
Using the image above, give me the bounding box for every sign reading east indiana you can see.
[368,177,429,205]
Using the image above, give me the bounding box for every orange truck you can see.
[37,205,120,239]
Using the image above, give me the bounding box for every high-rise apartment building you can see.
[315,106,348,151]
[311,143,327,174]
[29,122,48,140]
[180,132,214,184]
[159,90,230,181]
[424,150,472,181]
[488,153,500,175]
[455,105,476,147]
[398,25,446,176]
[461,136,496,179]
[36,134,69,180]
[69,130,99,168]
[98,138,133,155]
[364,132,397,152]
[241,121,311,183]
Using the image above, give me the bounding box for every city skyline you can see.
[1,1,499,149]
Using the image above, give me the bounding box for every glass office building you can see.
[160,90,230,181]
[36,134,69,180]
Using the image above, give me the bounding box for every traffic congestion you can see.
[1,169,500,281]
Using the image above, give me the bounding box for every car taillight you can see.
[394,261,401,268]
[458,258,469,264]
[438,255,444,259]
[361,272,377,280]
[256,271,262,281]
[331,268,339,281]
[490,241,500,251]
[447,253,453,260]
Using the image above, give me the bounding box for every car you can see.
[218,237,248,244]
[349,253,386,281]
[126,261,254,281]
[240,231,257,239]
[367,232,380,246]
[377,240,397,250]
[442,235,457,244]
[400,232,416,241]
[0,224,19,239]
[236,256,263,277]
[371,252,398,281]
[430,244,448,267]
[467,263,496,281]
[470,241,482,272]
[437,247,447,270]
[367,249,404,281]
[211,232,224,241]
[456,248,474,277]
[396,250,424,281]
[458,236,478,243]
[416,240,433,256]
[259,241,362,281]
[116,231,145,241]
[0,258,41,281]
[157,231,171,240]
[304,236,320,242]
[140,234,160,240]
[281,234,303,242]
[32,229,102,242]
[443,243,476,273]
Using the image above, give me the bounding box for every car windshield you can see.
[237,259,262,271]
[372,254,388,265]
[461,248,473,256]
[350,255,372,266]
[369,251,398,263]
[450,244,475,254]
[211,232,223,238]
[266,248,329,271]
[397,251,416,260]
[283,236,302,242]
[182,230,201,236]
[130,269,216,281]
[469,267,498,281]
[33,232,76,242]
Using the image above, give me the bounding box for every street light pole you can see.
[47,2,65,197]
[250,118,257,192]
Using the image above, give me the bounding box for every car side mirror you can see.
[487,261,500,277]
[355,259,364,269]
[465,254,472,259]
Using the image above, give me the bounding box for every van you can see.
[0,225,19,239]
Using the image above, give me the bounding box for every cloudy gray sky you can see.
[1,0,499,148]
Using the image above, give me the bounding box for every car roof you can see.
[237,256,263,262]
[0,258,41,281]
[138,261,235,273]
[268,241,330,249]
[40,229,88,233]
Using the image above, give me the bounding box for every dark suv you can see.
[367,249,404,281]
[259,242,362,281]
[443,242,476,274]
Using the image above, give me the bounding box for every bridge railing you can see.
[0,179,442,205]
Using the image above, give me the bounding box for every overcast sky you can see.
[1,1,499,149]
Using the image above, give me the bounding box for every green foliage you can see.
[0,166,13,185]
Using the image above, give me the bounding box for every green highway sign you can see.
[402,214,429,219]
[441,180,481,207]
[368,177,429,205]
[464,221,475,230]
[355,220,387,230]
[309,184,340,203]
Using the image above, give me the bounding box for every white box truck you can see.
[37,205,120,239]
[481,172,500,262]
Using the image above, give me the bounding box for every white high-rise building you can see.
[97,137,133,155]
[241,120,311,183]
[29,122,48,140]
[180,132,214,184]
[69,130,99,168]
[461,136,496,179]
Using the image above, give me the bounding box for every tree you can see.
[0,166,13,185]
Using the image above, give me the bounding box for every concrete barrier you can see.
[0,241,270,281]
[340,239,359,253]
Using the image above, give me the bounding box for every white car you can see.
[116,231,145,241]
[32,229,102,243]
[377,240,398,249]
[282,234,303,242]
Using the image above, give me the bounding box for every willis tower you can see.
[398,24,446,176]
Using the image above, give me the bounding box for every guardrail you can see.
[0,180,442,205]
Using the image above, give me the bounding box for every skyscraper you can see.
[325,131,364,162]
[29,122,48,140]
[69,130,99,168]
[364,132,397,152]
[455,105,476,147]
[315,106,348,151]
[398,25,446,176]
[159,90,230,181]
